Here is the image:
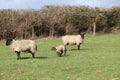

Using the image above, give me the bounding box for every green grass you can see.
[0,34,120,80]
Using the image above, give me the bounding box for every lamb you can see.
[6,38,37,60]
[51,45,67,57]
[62,33,85,50]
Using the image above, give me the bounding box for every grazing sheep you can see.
[6,38,37,60]
[62,33,85,50]
[51,45,67,57]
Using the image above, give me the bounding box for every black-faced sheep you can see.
[62,33,85,50]
[6,38,37,60]
[51,45,67,57]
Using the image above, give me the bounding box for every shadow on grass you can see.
[35,57,48,59]
[20,56,48,60]
[68,48,90,51]
[58,54,70,57]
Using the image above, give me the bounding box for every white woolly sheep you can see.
[6,38,37,60]
[62,33,85,50]
[51,45,67,57]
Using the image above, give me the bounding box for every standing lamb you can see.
[6,38,37,60]
[51,45,67,57]
[62,33,85,50]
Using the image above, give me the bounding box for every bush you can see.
[0,6,120,40]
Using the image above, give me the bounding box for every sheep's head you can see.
[51,47,56,51]
[51,47,61,57]
[80,32,85,39]
[6,38,13,46]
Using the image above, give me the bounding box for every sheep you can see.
[62,33,85,50]
[51,45,67,57]
[6,38,37,60]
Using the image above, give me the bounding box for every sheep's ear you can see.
[51,47,56,51]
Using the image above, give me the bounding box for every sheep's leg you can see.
[16,52,21,60]
[64,46,67,56]
[29,50,35,58]
[60,52,63,57]
[64,50,66,56]
[59,50,63,57]
[78,44,81,50]
[31,53,35,58]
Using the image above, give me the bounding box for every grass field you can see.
[0,34,120,80]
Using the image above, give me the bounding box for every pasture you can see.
[0,34,120,80]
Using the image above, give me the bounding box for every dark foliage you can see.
[0,6,120,40]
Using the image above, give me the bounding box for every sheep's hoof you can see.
[17,58,20,60]
[58,55,61,57]
[17,57,21,60]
